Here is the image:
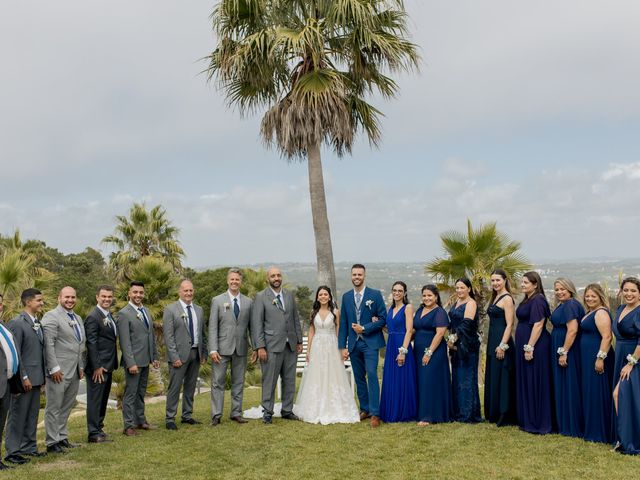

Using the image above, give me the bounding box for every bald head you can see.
[179,279,194,304]
[59,286,77,311]
[267,267,282,291]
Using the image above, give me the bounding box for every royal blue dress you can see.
[612,305,640,454]
[379,304,417,422]
[448,302,482,423]
[484,294,517,426]
[413,306,452,423]
[515,294,553,434]
[580,308,615,443]
[550,298,585,437]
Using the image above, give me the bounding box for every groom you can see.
[339,264,387,427]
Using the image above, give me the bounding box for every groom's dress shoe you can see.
[370,416,381,428]
[359,412,371,421]
[281,413,300,421]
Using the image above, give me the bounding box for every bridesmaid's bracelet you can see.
[596,350,608,360]
[423,348,433,357]
[398,346,408,355]
[498,343,509,351]
[557,347,567,356]
[523,344,534,353]
[627,354,638,366]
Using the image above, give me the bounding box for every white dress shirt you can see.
[179,299,199,346]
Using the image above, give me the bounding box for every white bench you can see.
[276,336,355,399]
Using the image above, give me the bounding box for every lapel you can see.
[21,312,43,344]
[175,302,189,329]
[96,307,117,338]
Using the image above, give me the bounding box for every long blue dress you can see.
[613,305,640,454]
[484,294,517,426]
[379,304,417,422]
[448,302,482,423]
[413,306,452,423]
[580,308,615,444]
[550,298,585,437]
[515,294,553,434]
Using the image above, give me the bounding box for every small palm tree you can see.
[206,0,419,293]
[103,203,184,281]
[426,219,532,319]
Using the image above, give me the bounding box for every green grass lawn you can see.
[7,386,640,480]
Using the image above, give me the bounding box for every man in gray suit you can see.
[163,279,206,430]
[118,281,159,436]
[5,289,47,464]
[41,286,86,454]
[1,294,21,470]
[252,267,303,424]
[209,268,254,425]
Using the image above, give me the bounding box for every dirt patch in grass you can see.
[35,460,82,472]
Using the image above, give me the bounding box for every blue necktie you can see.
[233,298,240,320]
[107,313,117,336]
[67,312,82,342]
[138,308,150,329]
[34,319,44,342]
[187,305,195,346]
[0,325,18,376]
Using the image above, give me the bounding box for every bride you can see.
[294,286,360,424]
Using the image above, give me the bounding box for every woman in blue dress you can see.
[379,281,417,422]
[579,283,615,444]
[550,278,585,437]
[484,269,517,426]
[413,284,452,426]
[447,278,482,423]
[613,277,640,454]
[515,271,552,434]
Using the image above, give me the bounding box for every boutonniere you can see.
[223,302,230,311]
[68,319,78,328]
[365,299,373,309]
[33,322,41,332]
[103,318,110,327]
[136,311,143,321]
[181,313,187,321]
[272,299,278,306]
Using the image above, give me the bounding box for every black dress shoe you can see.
[262,415,273,424]
[166,422,178,431]
[181,418,201,425]
[59,439,79,449]
[88,436,107,443]
[0,461,14,470]
[4,454,29,465]
[24,451,47,457]
[210,417,220,426]
[46,443,66,454]
[281,413,300,421]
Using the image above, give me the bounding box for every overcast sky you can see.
[1,1,639,268]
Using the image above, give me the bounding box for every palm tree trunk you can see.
[307,142,337,294]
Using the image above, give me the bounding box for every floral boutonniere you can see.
[68,318,78,328]
[365,299,374,310]
[272,299,278,306]
[136,311,143,321]
[181,313,187,321]
[223,302,230,311]
[103,318,110,327]
[33,322,42,332]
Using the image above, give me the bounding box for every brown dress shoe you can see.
[359,412,371,421]
[231,416,249,424]
[370,416,381,428]
[88,435,107,443]
[123,428,138,436]
[136,423,156,430]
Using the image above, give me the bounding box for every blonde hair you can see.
[553,277,579,308]
[583,283,610,312]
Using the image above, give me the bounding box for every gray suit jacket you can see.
[209,293,253,356]
[0,348,7,398]
[8,312,45,386]
[41,305,86,377]
[252,288,302,353]
[117,304,158,368]
[163,301,206,363]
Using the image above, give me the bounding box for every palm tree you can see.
[206,0,419,293]
[102,203,185,281]
[426,219,532,320]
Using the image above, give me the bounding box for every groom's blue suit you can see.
[338,287,387,417]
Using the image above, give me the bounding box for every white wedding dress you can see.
[243,312,359,424]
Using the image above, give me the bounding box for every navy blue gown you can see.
[484,294,517,426]
[448,303,482,423]
[413,306,452,423]
[613,305,640,454]
[515,294,553,434]
[580,308,615,443]
[380,305,417,422]
[550,298,585,437]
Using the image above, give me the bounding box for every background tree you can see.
[426,219,532,325]
[207,0,419,293]
[294,285,314,332]
[102,203,184,281]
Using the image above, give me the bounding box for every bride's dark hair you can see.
[310,285,338,325]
